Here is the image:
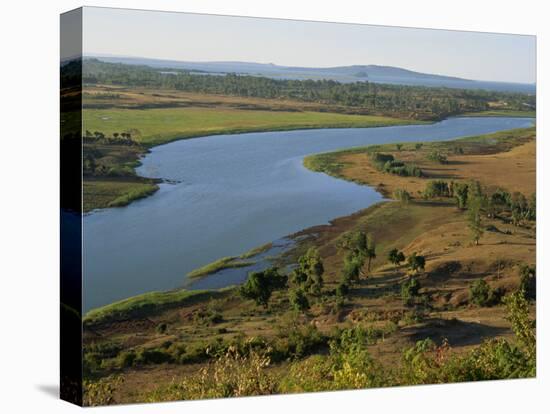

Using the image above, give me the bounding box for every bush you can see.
[289,288,310,312]
[469,279,490,306]
[469,279,502,307]
[424,180,450,198]
[156,323,167,334]
[427,150,448,164]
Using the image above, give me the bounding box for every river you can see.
[83,116,533,311]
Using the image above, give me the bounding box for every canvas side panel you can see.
[60,7,83,406]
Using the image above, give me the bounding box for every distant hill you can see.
[88,55,535,94]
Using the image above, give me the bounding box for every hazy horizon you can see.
[81,7,536,84]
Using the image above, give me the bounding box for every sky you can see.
[82,6,536,84]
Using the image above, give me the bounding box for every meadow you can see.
[83,106,419,146]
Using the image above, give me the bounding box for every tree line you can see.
[80,58,535,120]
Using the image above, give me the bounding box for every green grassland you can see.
[462,109,536,118]
[186,257,255,279]
[84,289,228,326]
[83,107,422,146]
[83,179,158,211]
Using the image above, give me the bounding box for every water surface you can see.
[83,117,533,311]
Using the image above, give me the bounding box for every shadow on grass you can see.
[402,317,509,347]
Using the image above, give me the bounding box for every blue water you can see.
[83,116,533,311]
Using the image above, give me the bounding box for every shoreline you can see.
[83,121,535,318]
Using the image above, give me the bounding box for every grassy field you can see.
[83,106,421,146]
[462,110,536,118]
[304,127,536,197]
[83,179,158,212]
[186,257,255,279]
[83,127,535,405]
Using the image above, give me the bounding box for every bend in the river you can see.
[83,116,534,311]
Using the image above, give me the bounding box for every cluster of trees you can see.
[81,59,535,120]
[288,248,326,311]
[370,152,423,177]
[423,180,535,242]
[426,150,448,164]
[239,247,327,312]
[239,267,287,308]
[338,231,377,294]
[84,130,136,145]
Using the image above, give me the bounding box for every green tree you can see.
[518,264,536,300]
[289,288,310,312]
[240,267,287,308]
[467,190,485,245]
[407,252,425,274]
[388,248,405,269]
[401,277,421,306]
[342,252,362,285]
[396,143,403,151]
[469,279,490,306]
[503,291,536,366]
[454,182,469,209]
[297,247,324,294]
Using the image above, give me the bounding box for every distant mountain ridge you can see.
[87,55,535,94]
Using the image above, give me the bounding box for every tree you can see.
[113,132,119,139]
[401,277,421,306]
[388,248,405,269]
[396,143,403,151]
[289,288,310,312]
[342,252,362,285]
[296,247,324,294]
[469,279,490,306]
[467,189,485,246]
[365,234,376,274]
[407,252,425,274]
[519,264,536,300]
[239,267,287,308]
[415,143,423,151]
[454,182,469,209]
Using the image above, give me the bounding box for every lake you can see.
[83,116,533,311]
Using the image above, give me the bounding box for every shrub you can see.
[146,347,277,401]
[156,323,167,334]
[468,279,503,307]
[289,288,310,312]
[393,188,412,204]
[427,150,448,164]
[424,180,450,198]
